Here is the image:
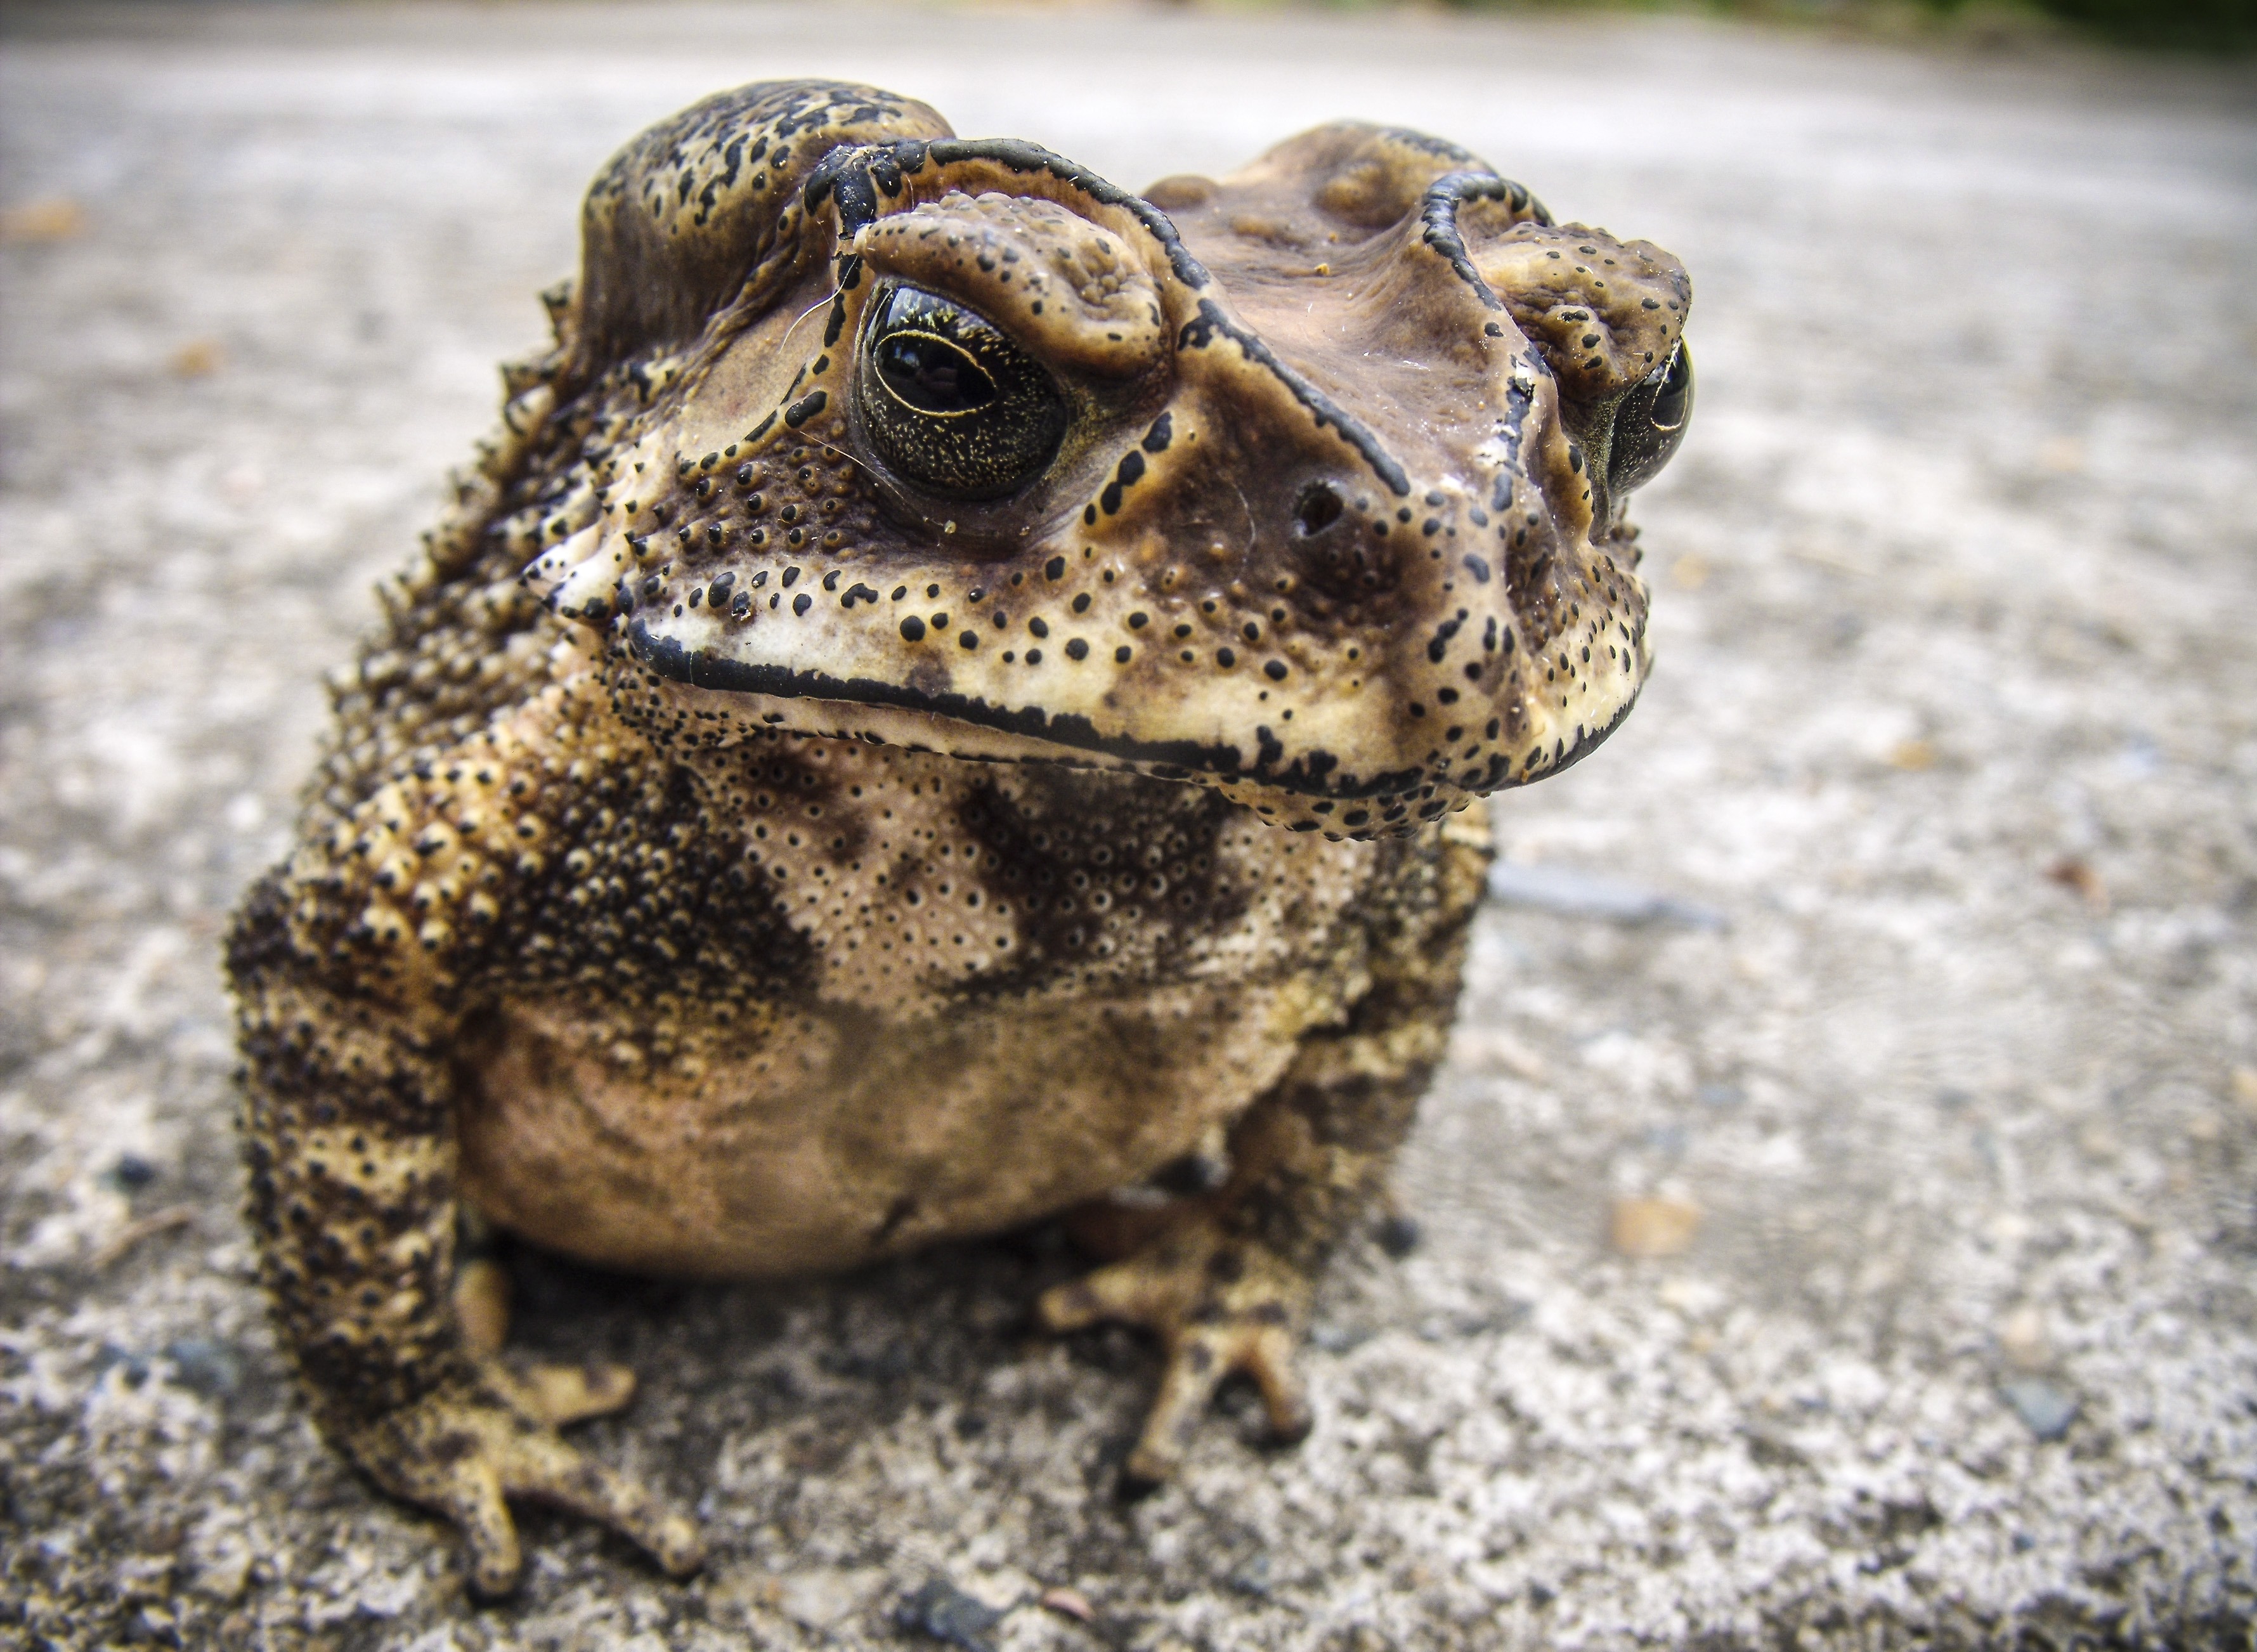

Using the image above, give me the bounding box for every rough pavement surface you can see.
[3,5,2254,1648]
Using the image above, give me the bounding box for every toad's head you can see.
[528,81,1691,836]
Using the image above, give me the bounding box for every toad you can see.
[227,80,1691,1594]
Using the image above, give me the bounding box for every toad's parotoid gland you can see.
[226,81,1692,1596]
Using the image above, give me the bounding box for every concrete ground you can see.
[3,4,2254,1648]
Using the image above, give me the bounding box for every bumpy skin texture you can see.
[227,81,1689,1594]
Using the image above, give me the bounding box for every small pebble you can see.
[2045,855,2108,909]
[0,196,86,242]
[1039,1585,1095,1623]
[1611,1196,1701,1258]
[895,1578,1003,1652]
[1486,861,1726,929]
[171,338,225,378]
[1310,1322,1372,1355]
[92,1346,150,1389]
[1225,1553,1272,1597]
[105,1154,158,1192]
[1996,1306,2049,1372]
[2000,1377,2078,1441]
[191,1537,254,1603]
[1888,739,1935,771]
[1374,1213,1422,1258]
[163,1338,244,1398]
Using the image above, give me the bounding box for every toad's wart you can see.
[227,81,1691,1594]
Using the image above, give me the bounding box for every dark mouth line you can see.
[631,619,1246,779]
[628,621,1639,803]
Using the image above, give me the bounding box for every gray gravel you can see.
[4,4,2255,1648]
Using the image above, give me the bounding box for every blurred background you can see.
[3,3,2254,1648]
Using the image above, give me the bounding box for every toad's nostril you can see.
[1294,483,1344,537]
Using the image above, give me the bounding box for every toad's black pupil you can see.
[1651,348,1691,429]
[874,332,996,415]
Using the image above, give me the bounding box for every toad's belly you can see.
[455,979,1329,1278]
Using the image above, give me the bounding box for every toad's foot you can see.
[453,1254,638,1426]
[339,1362,702,1597]
[1039,1219,1313,1491]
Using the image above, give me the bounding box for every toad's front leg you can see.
[228,871,701,1596]
[1042,812,1492,1489]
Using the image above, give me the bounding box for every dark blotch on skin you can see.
[951,768,1246,998]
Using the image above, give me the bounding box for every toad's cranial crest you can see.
[523,91,1688,834]
[229,80,1689,1598]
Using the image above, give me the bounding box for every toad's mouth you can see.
[632,616,1249,779]
[626,617,1639,809]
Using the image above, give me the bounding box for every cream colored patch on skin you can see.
[459,975,1332,1277]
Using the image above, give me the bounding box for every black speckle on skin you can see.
[901,615,927,642]
[1065,639,1089,661]
[951,767,1246,998]
[784,390,828,427]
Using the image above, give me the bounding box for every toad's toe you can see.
[1040,1225,1316,1492]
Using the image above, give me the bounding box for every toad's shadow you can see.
[487,1219,1189,1573]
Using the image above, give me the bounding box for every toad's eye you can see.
[857,285,1067,499]
[1606,342,1693,498]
